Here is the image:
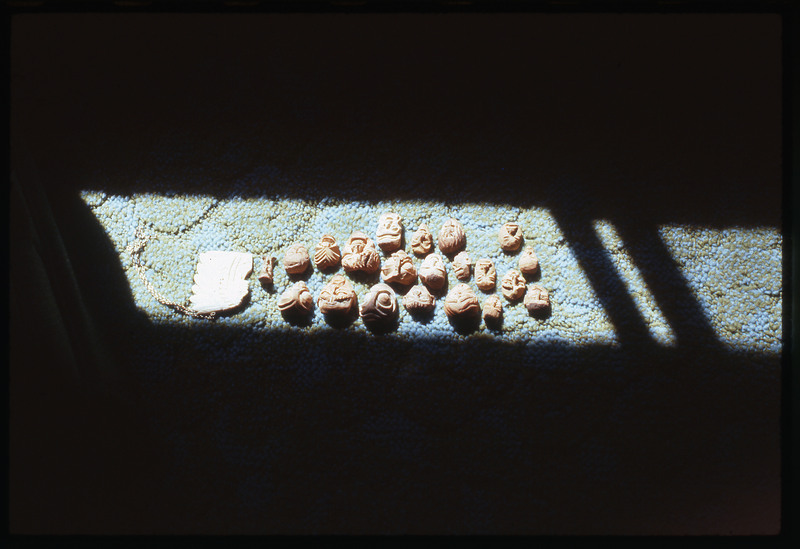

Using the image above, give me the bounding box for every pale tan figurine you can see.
[474,258,497,291]
[381,249,417,285]
[314,235,341,271]
[482,294,503,322]
[360,283,398,324]
[189,251,253,314]
[524,284,550,313]
[444,283,481,319]
[277,281,314,315]
[501,269,526,301]
[410,224,434,256]
[257,256,275,285]
[317,274,358,316]
[418,253,447,290]
[498,222,524,252]
[518,246,539,276]
[376,212,403,253]
[341,231,382,274]
[437,218,466,255]
[283,243,310,274]
[403,284,435,315]
[452,251,471,281]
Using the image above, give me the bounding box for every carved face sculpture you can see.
[410,224,433,256]
[498,222,523,252]
[317,274,357,316]
[452,251,471,281]
[258,256,275,285]
[360,283,398,324]
[283,243,310,274]
[403,284,435,314]
[501,269,527,301]
[418,253,447,290]
[381,250,417,285]
[482,294,503,322]
[524,284,550,313]
[341,231,381,274]
[474,258,497,291]
[376,212,403,253]
[518,246,539,276]
[444,283,481,319]
[437,218,466,255]
[314,235,341,270]
[277,281,314,315]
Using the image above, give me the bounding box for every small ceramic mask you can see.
[258,256,275,285]
[360,283,398,324]
[518,246,539,276]
[452,251,471,281]
[376,212,403,253]
[410,224,434,256]
[498,222,523,252]
[444,283,481,319]
[381,249,417,285]
[317,274,358,316]
[501,269,526,301]
[482,294,503,322]
[474,258,497,291]
[403,284,435,315]
[524,284,550,313]
[314,234,341,271]
[277,281,314,315]
[418,253,447,290]
[437,218,466,255]
[283,243,310,274]
[341,231,382,274]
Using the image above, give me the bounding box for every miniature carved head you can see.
[474,258,497,291]
[403,284,435,315]
[376,212,404,253]
[524,284,550,313]
[410,224,434,256]
[314,234,341,271]
[498,222,523,252]
[418,253,447,290]
[360,283,398,325]
[437,218,466,255]
[452,251,471,281]
[341,231,381,274]
[482,294,503,322]
[258,256,275,285]
[317,274,358,316]
[501,269,526,301]
[518,246,539,276]
[277,281,314,315]
[381,249,417,285]
[444,283,481,319]
[283,243,310,274]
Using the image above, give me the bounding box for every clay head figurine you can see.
[403,284,435,315]
[437,218,466,255]
[498,222,524,252]
[360,283,398,326]
[341,231,382,274]
[317,274,358,317]
[518,246,539,276]
[474,258,497,291]
[444,283,481,319]
[410,224,434,256]
[283,243,310,275]
[524,284,550,313]
[418,253,447,290]
[314,234,342,271]
[501,269,527,301]
[277,281,314,316]
[452,251,471,281]
[381,249,417,285]
[376,212,403,253]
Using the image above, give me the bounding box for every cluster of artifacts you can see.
[248,213,550,329]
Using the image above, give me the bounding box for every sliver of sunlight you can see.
[592,220,677,346]
[80,190,619,347]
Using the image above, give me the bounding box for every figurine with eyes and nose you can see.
[376,212,404,253]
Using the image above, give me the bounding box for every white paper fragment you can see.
[189,251,253,313]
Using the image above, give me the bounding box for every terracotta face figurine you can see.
[483,294,503,322]
[418,253,447,290]
[437,218,466,255]
[403,284,435,315]
[341,231,382,274]
[410,224,434,256]
[381,249,417,285]
[277,281,314,315]
[444,283,481,319]
[360,283,398,325]
[376,212,403,253]
[474,258,497,291]
[452,251,471,281]
[283,243,310,274]
[501,269,526,301]
[317,274,358,316]
[314,235,341,271]
[258,256,275,285]
[518,246,539,276]
[524,284,550,313]
[498,222,523,252]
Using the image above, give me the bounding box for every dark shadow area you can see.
[448,312,482,336]
[10,12,783,535]
[321,307,359,330]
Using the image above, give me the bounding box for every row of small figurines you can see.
[255,215,550,326]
